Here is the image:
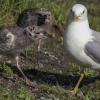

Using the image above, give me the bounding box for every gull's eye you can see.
[71,8,72,12]
[83,10,85,13]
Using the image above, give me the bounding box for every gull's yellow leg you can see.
[71,73,84,94]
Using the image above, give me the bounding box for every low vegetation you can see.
[0,0,100,100]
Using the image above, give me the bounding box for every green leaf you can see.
[17,92,25,99]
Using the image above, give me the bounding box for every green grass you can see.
[0,0,100,100]
[0,86,35,100]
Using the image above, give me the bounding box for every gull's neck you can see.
[68,19,90,31]
[64,19,91,48]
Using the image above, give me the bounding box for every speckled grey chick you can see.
[17,8,53,62]
[0,25,52,87]
[17,8,53,31]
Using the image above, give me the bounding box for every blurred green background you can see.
[0,0,100,100]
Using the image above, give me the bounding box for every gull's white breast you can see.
[63,20,96,67]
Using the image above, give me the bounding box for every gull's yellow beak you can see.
[73,15,78,21]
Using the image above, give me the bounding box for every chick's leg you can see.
[15,55,37,87]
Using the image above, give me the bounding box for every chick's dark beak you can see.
[43,31,52,38]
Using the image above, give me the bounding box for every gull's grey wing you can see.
[85,30,100,63]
